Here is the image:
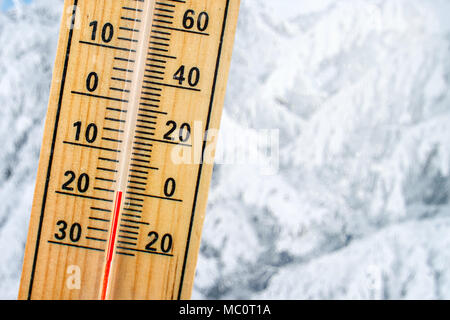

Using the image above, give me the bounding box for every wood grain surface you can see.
[18,0,240,300]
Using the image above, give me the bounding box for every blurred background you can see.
[1,0,450,299]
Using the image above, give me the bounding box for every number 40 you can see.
[173,66,200,87]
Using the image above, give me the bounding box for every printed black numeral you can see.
[182,10,209,32]
[145,231,173,253]
[54,220,82,243]
[164,178,176,198]
[173,65,200,87]
[163,121,191,142]
[86,72,99,92]
[73,121,98,143]
[89,21,114,43]
[62,171,90,193]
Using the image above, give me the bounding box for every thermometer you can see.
[18,0,240,300]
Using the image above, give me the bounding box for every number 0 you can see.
[86,72,98,92]
[164,178,176,197]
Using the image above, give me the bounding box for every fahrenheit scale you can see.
[18,0,240,300]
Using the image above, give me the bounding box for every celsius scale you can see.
[18,0,240,300]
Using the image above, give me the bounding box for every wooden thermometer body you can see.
[19,0,240,300]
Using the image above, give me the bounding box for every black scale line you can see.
[86,236,107,242]
[91,207,111,213]
[29,0,224,300]
[123,208,142,213]
[123,213,142,219]
[119,235,138,241]
[117,252,135,257]
[55,191,113,203]
[89,217,110,223]
[124,202,144,207]
[109,0,147,254]
[118,240,137,246]
[125,197,144,202]
[47,241,104,253]
[117,246,173,257]
[30,0,149,298]
[177,0,232,300]
[88,226,108,232]
[119,229,138,235]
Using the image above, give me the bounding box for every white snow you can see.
[0,0,450,299]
